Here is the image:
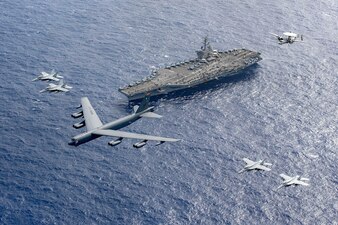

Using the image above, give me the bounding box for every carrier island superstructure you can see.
[119,37,262,101]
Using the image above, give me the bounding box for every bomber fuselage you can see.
[68,108,152,146]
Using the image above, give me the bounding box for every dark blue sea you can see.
[1,0,337,224]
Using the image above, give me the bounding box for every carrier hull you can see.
[119,38,262,101]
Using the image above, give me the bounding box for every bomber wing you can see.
[81,97,103,131]
[93,129,180,142]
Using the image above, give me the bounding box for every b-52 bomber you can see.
[276,174,310,190]
[32,70,63,82]
[238,158,272,173]
[40,79,72,93]
[69,97,180,148]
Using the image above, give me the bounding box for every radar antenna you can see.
[197,36,213,59]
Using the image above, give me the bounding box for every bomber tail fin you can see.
[133,105,139,113]
[134,96,150,113]
[140,112,162,119]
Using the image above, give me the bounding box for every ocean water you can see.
[0,0,337,224]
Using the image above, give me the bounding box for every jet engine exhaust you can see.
[108,138,123,146]
[133,140,148,148]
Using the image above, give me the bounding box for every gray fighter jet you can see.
[32,70,63,82]
[238,158,272,173]
[69,97,180,148]
[40,79,72,93]
[276,174,310,190]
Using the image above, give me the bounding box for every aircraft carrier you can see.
[119,37,262,101]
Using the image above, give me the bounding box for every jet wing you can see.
[243,158,254,165]
[269,32,280,37]
[49,77,59,81]
[253,164,271,171]
[293,179,310,186]
[92,129,180,142]
[48,83,57,88]
[56,87,70,92]
[280,174,292,181]
[283,32,297,37]
[41,72,50,76]
[81,97,103,131]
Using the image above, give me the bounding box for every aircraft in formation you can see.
[33,70,72,93]
[40,79,72,93]
[238,158,272,173]
[270,32,303,45]
[69,96,180,148]
[276,174,310,190]
[32,70,63,82]
[238,157,310,190]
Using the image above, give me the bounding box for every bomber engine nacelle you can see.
[155,141,165,146]
[73,120,85,129]
[108,137,123,147]
[133,140,148,148]
[72,111,83,118]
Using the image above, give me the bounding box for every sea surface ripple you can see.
[0,0,337,224]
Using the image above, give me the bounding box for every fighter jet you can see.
[238,158,272,174]
[69,96,180,148]
[270,32,303,45]
[32,70,63,82]
[276,174,310,190]
[39,79,72,93]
